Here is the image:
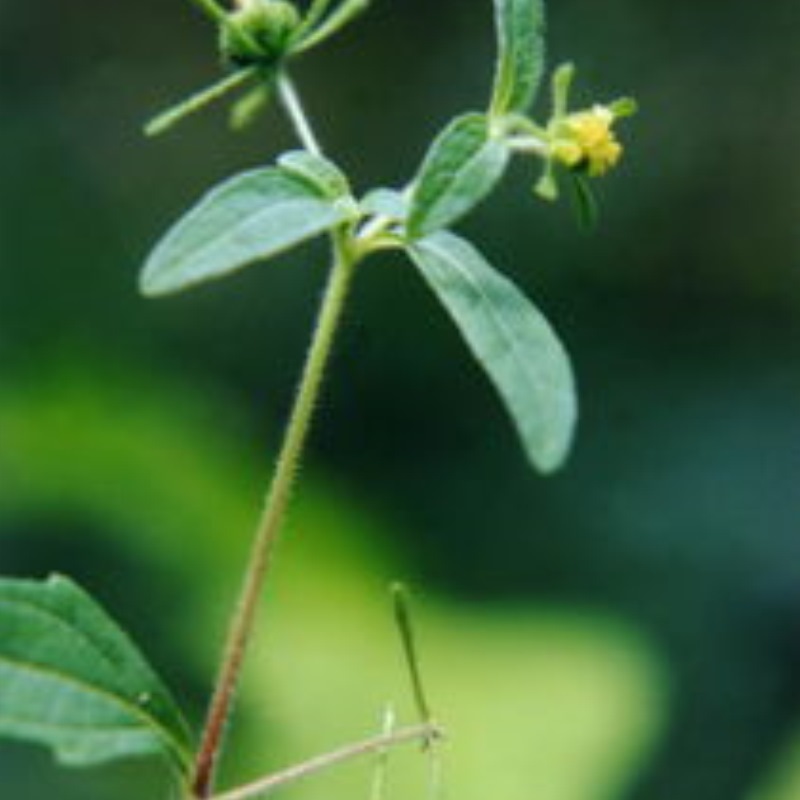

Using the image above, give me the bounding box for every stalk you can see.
[211,723,442,800]
[191,238,358,797]
[277,75,323,156]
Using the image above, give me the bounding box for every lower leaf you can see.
[0,575,192,772]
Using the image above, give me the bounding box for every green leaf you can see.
[277,150,351,200]
[407,231,576,473]
[230,83,273,131]
[550,62,575,120]
[0,575,191,771]
[609,96,639,119]
[570,172,599,230]
[360,188,408,221]
[141,167,353,297]
[187,0,228,25]
[490,0,546,116]
[293,0,371,53]
[407,113,510,240]
[534,159,559,201]
[144,68,258,138]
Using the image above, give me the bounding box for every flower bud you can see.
[220,0,301,67]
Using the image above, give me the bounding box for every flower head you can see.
[551,105,623,177]
[221,0,301,66]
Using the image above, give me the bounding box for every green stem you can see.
[191,236,358,798]
[277,74,323,155]
[368,706,396,800]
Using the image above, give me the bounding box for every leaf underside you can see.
[141,166,352,297]
[408,231,577,473]
[407,113,509,240]
[0,575,191,771]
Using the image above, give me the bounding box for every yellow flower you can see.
[552,105,623,177]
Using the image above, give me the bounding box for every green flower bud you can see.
[220,0,301,67]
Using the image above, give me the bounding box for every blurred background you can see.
[2,0,800,798]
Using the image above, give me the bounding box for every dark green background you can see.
[2,1,800,798]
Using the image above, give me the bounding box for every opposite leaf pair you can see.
[140,145,576,474]
[142,0,635,475]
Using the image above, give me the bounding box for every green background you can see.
[2,1,800,798]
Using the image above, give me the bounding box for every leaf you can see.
[230,83,273,131]
[141,167,353,297]
[360,188,408,221]
[609,96,638,119]
[0,575,191,771]
[293,0,371,54]
[570,172,599,230]
[407,231,576,473]
[277,150,352,201]
[550,62,575,120]
[144,68,258,138]
[534,159,559,201]
[490,0,546,116]
[407,114,509,240]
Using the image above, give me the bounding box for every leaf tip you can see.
[143,119,165,139]
[533,448,570,475]
[138,267,170,299]
[530,403,578,475]
[44,572,74,592]
[390,581,411,614]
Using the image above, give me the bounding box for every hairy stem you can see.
[191,239,357,797]
[211,723,443,800]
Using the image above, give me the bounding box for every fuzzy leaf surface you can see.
[407,113,509,239]
[0,575,191,771]
[490,0,546,115]
[408,231,576,473]
[141,167,351,296]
